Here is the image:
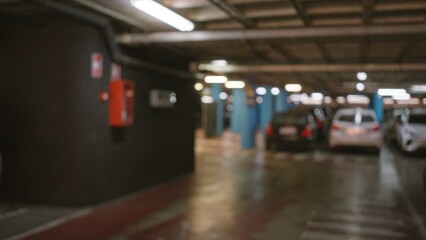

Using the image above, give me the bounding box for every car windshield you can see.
[361,115,375,122]
[273,113,309,125]
[338,114,355,122]
[338,112,375,123]
[409,114,426,124]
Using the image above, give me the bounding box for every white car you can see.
[329,108,382,151]
[396,108,426,153]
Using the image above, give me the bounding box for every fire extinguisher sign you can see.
[91,53,103,79]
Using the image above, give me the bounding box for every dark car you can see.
[265,110,318,151]
[292,106,327,137]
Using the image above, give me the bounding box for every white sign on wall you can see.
[91,53,103,79]
[111,63,121,81]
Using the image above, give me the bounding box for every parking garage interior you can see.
[0,0,426,239]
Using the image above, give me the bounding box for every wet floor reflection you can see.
[13,131,426,240]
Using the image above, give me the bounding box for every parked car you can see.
[265,109,318,151]
[328,108,382,152]
[292,106,326,137]
[396,108,426,153]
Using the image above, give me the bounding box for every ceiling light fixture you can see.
[194,83,203,91]
[204,75,228,84]
[311,92,324,101]
[256,87,267,95]
[356,82,365,91]
[225,81,245,89]
[357,72,367,81]
[271,87,280,95]
[211,60,228,66]
[410,85,426,93]
[336,96,346,104]
[219,92,228,100]
[285,84,302,92]
[392,93,411,101]
[377,88,406,96]
[130,0,195,32]
[347,95,370,104]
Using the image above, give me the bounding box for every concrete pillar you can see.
[275,90,289,113]
[211,84,224,136]
[259,87,274,133]
[241,91,256,149]
[230,88,256,148]
[231,89,245,133]
[370,93,384,123]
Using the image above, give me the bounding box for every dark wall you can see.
[0,16,196,206]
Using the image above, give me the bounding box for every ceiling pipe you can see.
[24,0,199,80]
[117,23,426,44]
[199,63,426,73]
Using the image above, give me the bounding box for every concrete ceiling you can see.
[2,0,426,96]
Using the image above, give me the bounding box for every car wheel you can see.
[266,142,275,152]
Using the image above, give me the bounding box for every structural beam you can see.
[208,0,255,27]
[116,24,426,44]
[288,0,310,25]
[199,63,426,73]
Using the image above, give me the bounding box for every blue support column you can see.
[231,89,244,133]
[241,92,256,149]
[230,88,256,148]
[370,93,384,123]
[259,87,274,133]
[211,84,224,136]
[275,90,289,113]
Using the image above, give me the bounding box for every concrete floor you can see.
[0,130,425,240]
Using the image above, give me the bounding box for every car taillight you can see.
[373,125,380,132]
[331,124,340,130]
[300,125,313,138]
[266,124,275,136]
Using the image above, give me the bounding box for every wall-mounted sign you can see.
[91,53,103,79]
[111,63,121,81]
[150,90,177,108]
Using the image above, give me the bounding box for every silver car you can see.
[329,108,382,151]
[396,108,426,153]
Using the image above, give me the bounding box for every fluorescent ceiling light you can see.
[204,75,228,84]
[410,85,426,93]
[323,96,332,104]
[378,88,406,96]
[356,82,365,91]
[130,0,195,32]
[256,87,267,95]
[211,60,228,66]
[336,96,346,104]
[285,84,302,92]
[392,93,411,100]
[289,93,308,102]
[225,81,245,89]
[357,72,367,81]
[194,83,203,91]
[271,87,280,95]
[397,98,420,105]
[347,95,370,104]
[311,92,324,101]
[301,98,321,105]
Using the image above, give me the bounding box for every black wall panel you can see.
[0,16,196,206]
